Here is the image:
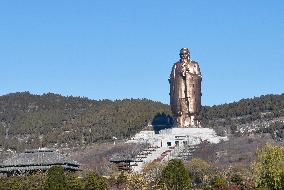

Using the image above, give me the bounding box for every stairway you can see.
[131,146,170,173]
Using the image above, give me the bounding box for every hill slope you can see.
[1,92,284,152]
[0,92,170,151]
[200,93,284,139]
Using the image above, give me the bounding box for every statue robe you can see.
[169,60,202,127]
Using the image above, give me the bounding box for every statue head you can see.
[179,48,190,61]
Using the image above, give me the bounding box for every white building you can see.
[127,128,227,172]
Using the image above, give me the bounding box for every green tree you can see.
[160,159,190,190]
[230,173,243,186]
[253,144,284,190]
[24,173,47,190]
[209,176,227,190]
[127,174,147,190]
[84,172,107,190]
[143,162,165,190]
[0,176,23,190]
[116,172,128,189]
[187,158,216,187]
[44,166,69,190]
[66,173,83,190]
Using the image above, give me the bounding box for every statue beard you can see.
[181,58,189,63]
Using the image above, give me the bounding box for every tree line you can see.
[199,93,284,138]
[1,144,284,190]
[0,92,170,151]
[1,92,284,151]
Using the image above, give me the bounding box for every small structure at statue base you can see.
[169,48,202,128]
[127,128,227,172]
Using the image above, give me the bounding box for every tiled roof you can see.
[0,149,80,172]
[110,154,135,162]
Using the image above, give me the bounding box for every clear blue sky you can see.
[0,1,283,106]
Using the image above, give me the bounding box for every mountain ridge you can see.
[0,91,284,152]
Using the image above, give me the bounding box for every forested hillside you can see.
[0,92,170,151]
[199,93,284,138]
[0,92,284,152]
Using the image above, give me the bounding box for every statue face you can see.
[180,51,189,60]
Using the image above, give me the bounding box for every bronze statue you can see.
[169,48,202,128]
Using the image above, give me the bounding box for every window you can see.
[167,142,172,147]
[175,141,179,147]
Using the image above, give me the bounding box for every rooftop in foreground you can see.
[0,148,80,175]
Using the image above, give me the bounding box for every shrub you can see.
[187,157,216,187]
[253,144,284,190]
[44,166,69,190]
[127,174,147,190]
[143,162,165,189]
[66,173,83,190]
[115,172,128,189]
[209,176,227,190]
[160,159,190,190]
[84,172,107,190]
[230,173,243,186]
